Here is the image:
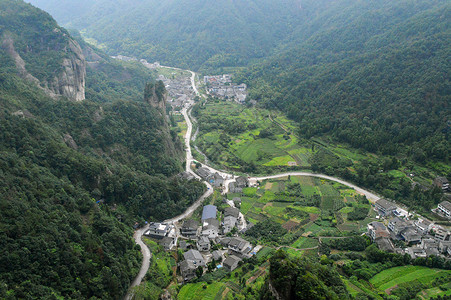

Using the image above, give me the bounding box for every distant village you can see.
[203,74,248,104]
[368,177,451,260]
[144,171,261,283]
[157,73,196,110]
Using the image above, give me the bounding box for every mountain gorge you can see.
[26,0,304,72]
[25,0,450,165]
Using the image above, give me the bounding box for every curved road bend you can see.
[124,225,151,300]
[253,173,380,203]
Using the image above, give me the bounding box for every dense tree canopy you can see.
[240,0,450,162]
[0,1,205,298]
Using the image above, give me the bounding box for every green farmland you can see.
[239,175,375,246]
[370,266,451,298]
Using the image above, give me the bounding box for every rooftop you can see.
[224,207,240,218]
[203,218,219,228]
[389,217,408,227]
[223,255,241,268]
[435,177,449,184]
[438,201,451,211]
[179,260,196,272]
[376,199,397,210]
[182,219,199,230]
[197,236,210,246]
[202,205,217,220]
[184,249,204,262]
[375,237,394,252]
[368,222,387,231]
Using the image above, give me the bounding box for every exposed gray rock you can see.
[12,109,34,118]
[2,33,86,101]
[63,133,78,150]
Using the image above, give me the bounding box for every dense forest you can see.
[239,0,450,161]
[26,0,303,72]
[264,250,350,299]
[0,1,205,298]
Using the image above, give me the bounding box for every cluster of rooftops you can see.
[144,201,259,283]
[196,167,251,192]
[368,199,451,259]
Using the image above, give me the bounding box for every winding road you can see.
[123,225,151,300]
[124,66,382,299]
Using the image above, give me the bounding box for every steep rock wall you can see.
[2,32,86,101]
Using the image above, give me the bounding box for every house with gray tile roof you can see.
[202,218,219,239]
[183,249,206,267]
[375,199,397,216]
[400,227,421,244]
[222,216,237,234]
[196,236,211,252]
[197,167,212,180]
[212,250,223,262]
[388,217,409,235]
[223,255,241,271]
[179,260,197,282]
[367,222,389,241]
[207,173,224,187]
[414,218,432,234]
[159,236,176,251]
[228,182,242,193]
[437,201,451,218]
[235,176,248,188]
[181,219,199,237]
[227,237,252,256]
[224,207,240,219]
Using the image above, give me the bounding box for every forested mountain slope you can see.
[240,0,450,161]
[0,1,204,298]
[26,0,303,72]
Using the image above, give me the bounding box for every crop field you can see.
[240,176,373,245]
[177,282,226,300]
[194,101,314,169]
[290,237,318,249]
[370,266,451,292]
[418,283,451,299]
[157,67,191,79]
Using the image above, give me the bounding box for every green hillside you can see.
[0,1,204,298]
[26,0,303,72]
[240,0,450,162]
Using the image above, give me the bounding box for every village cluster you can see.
[203,74,247,103]
[143,172,260,283]
[157,73,196,110]
[368,185,451,260]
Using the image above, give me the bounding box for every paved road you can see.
[253,173,381,203]
[123,224,151,300]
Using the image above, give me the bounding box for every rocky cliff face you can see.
[1,31,86,101]
[47,37,86,101]
[144,80,167,111]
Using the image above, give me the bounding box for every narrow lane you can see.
[123,225,151,300]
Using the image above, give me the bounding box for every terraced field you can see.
[194,101,313,169]
[370,266,451,292]
[177,282,226,300]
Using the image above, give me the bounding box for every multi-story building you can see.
[437,201,451,218]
